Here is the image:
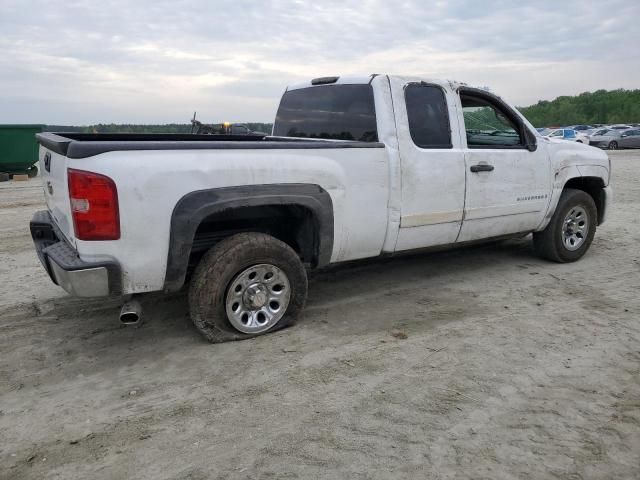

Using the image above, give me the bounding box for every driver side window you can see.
[460,93,523,148]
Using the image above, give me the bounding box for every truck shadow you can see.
[17,236,540,368]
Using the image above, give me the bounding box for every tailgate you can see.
[38,146,75,245]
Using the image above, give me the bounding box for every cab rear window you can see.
[273,85,378,142]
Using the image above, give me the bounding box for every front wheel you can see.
[188,233,308,343]
[533,188,597,263]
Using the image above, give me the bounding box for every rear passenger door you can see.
[456,88,552,242]
[390,79,467,251]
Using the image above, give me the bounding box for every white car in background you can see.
[546,128,590,144]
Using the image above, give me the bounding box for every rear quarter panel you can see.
[68,147,390,293]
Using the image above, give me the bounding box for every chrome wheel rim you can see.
[225,264,291,334]
[562,206,589,251]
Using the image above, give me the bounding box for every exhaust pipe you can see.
[120,298,142,326]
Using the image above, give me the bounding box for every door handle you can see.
[470,164,494,173]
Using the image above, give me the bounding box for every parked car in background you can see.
[589,129,624,149]
[618,128,640,148]
[608,124,632,130]
[546,128,589,143]
[568,124,594,133]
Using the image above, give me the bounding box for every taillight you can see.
[67,168,120,240]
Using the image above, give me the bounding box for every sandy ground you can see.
[1,151,639,480]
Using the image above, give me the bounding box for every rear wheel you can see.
[27,165,38,178]
[533,188,597,263]
[608,141,618,150]
[188,232,307,343]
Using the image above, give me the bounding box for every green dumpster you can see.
[0,124,44,178]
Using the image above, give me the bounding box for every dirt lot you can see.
[1,151,639,480]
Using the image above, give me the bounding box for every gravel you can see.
[1,150,639,479]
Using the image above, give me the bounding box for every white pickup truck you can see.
[31,74,612,342]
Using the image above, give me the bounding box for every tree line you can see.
[518,89,640,127]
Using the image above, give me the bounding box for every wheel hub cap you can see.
[562,206,589,251]
[243,284,268,309]
[225,264,291,334]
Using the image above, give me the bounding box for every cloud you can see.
[1,0,638,123]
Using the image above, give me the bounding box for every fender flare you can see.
[163,184,334,292]
[536,165,607,231]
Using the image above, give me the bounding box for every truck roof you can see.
[286,74,468,92]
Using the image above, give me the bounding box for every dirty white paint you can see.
[37,75,611,296]
[400,210,463,228]
[456,146,551,242]
[536,140,611,230]
[43,147,390,293]
[39,149,74,246]
[389,75,468,251]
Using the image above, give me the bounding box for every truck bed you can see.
[36,132,384,159]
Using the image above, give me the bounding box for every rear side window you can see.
[405,84,452,148]
[273,85,378,142]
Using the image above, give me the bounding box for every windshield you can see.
[273,84,378,141]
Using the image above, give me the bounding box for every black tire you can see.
[188,232,307,343]
[608,141,618,150]
[27,165,38,178]
[576,140,583,144]
[533,188,597,263]
[0,172,9,182]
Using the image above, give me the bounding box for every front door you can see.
[456,88,552,242]
[390,78,467,251]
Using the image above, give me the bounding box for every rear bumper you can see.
[30,210,121,297]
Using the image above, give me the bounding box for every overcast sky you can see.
[1,0,639,124]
